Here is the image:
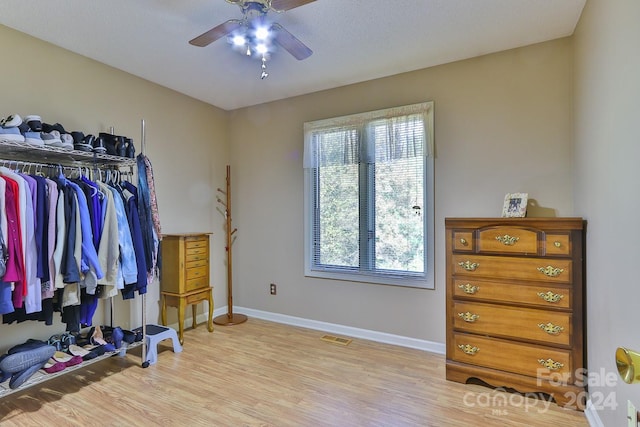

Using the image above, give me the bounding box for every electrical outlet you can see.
[270,283,277,295]
[628,400,637,427]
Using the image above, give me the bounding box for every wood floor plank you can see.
[0,318,587,426]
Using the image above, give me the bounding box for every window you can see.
[303,102,434,288]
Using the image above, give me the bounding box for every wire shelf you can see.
[0,341,142,398]
[0,139,135,168]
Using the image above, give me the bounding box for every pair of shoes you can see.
[48,333,76,352]
[41,130,63,148]
[24,115,42,131]
[99,325,124,349]
[42,122,73,150]
[70,344,107,361]
[72,131,91,151]
[100,133,132,157]
[42,352,82,374]
[3,344,56,389]
[0,345,55,374]
[0,114,25,142]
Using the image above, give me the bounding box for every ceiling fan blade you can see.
[270,0,316,12]
[189,19,243,47]
[271,23,312,60]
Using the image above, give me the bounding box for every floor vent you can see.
[321,334,352,346]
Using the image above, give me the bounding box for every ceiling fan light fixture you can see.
[232,34,246,46]
[254,26,270,40]
[255,43,269,54]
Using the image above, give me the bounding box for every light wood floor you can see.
[0,318,587,426]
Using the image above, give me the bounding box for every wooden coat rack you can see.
[213,165,247,326]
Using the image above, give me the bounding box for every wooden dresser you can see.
[445,218,585,409]
[160,233,214,344]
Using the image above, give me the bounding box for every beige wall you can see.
[228,38,575,343]
[0,25,228,349]
[574,0,640,424]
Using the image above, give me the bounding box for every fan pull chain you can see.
[261,55,269,79]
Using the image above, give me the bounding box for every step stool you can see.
[144,324,183,365]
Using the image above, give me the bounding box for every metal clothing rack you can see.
[0,134,145,396]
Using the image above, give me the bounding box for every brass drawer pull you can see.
[459,238,468,245]
[458,312,480,323]
[537,291,564,303]
[458,344,480,355]
[458,261,479,271]
[554,241,561,248]
[538,322,564,335]
[495,234,519,246]
[538,358,564,371]
[537,266,564,277]
[458,283,479,294]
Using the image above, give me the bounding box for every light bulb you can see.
[256,43,268,54]
[255,26,269,40]
[232,35,246,46]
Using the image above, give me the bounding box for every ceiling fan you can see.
[190,0,315,77]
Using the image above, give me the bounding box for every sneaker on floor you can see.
[41,130,62,147]
[0,126,25,142]
[23,131,44,146]
[24,115,42,132]
[0,114,22,128]
[60,133,74,150]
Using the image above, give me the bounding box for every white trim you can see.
[584,399,604,427]
[213,306,445,354]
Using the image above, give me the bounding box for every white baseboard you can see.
[209,306,445,354]
[584,399,604,427]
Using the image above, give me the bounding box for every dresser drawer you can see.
[545,233,571,256]
[453,278,572,309]
[185,238,208,249]
[186,259,208,269]
[452,231,474,252]
[185,276,208,292]
[186,266,207,280]
[477,226,538,255]
[453,301,571,346]
[452,254,572,283]
[186,246,208,263]
[451,333,573,379]
[186,246,208,257]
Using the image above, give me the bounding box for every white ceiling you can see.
[0,0,585,111]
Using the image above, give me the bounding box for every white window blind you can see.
[303,102,434,288]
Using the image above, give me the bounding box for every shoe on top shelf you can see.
[60,133,74,150]
[74,133,93,152]
[41,130,62,147]
[24,115,42,132]
[0,114,22,128]
[92,135,106,154]
[0,126,25,142]
[23,131,44,146]
[42,122,68,134]
[125,138,135,158]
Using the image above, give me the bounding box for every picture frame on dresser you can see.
[501,192,528,217]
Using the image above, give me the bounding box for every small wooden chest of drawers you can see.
[445,218,585,409]
[160,233,214,344]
